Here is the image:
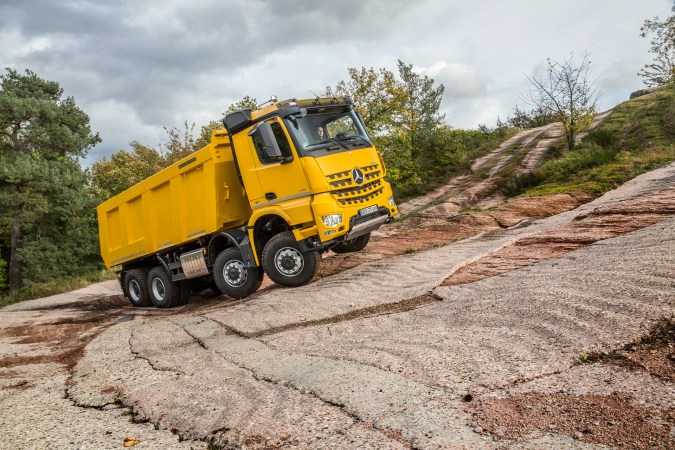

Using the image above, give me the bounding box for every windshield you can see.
[285,107,371,155]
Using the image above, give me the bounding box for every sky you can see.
[1,0,672,166]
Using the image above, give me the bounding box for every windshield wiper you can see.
[305,138,349,150]
[337,135,371,147]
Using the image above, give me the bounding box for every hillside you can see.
[316,86,675,279]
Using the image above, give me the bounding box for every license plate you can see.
[358,205,378,216]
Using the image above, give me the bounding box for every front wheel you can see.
[213,248,262,299]
[331,233,370,254]
[262,231,319,287]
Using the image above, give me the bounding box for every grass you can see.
[0,269,118,308]
[499,86,675,198]
[392,127,519,203]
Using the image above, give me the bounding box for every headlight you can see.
[322,214,342,227]
[388,196,396,206]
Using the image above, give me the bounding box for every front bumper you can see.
[310,179,397,242]
[343,208,390,241]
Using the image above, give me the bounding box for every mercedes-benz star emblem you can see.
[351,167,364,185]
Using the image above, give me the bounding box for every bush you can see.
[0,269,117,308]
[583,128,618,149]
[500,143,619,198]
[384,125,517,201]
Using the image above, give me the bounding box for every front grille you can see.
[336,187,384,206]
[328,164,384,205]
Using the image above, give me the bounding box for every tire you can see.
[147,266,185,308]
[123,269,151,307]
[213,248,262,299]
[189,276,222,297]
[209,280,224,296]
[262,231,319,287]
[175,280,191,306]
[331,233,371,254]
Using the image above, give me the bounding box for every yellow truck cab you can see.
[97,96,398,307]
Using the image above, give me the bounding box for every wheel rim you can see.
[129,280,141,302]
[274,247,304,277]
[151,277,165,301]
[223,260,247,287]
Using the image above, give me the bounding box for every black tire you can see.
[262,231,319,287]
[147,266,185,308]
[175,280,191,306]
[209,280,224,296]
[213,248,262,299]
[123,268,151,307]
[331,233,371,254]
[188,276,222,297]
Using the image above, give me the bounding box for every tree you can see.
[326,66,398,135]
[89,142,165,200]
[390,60,445,161]
[0,69,101,290]
[195,120,223,149]
[0,153,101,285]
[506,105,557,129]
[639,5,675,86]
[525,54,599,150]
[0,257,6,291]
[227,95,258,113]
[327,61,445,192]
[90,121,224,200]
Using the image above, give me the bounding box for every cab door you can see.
[247,117,310,209]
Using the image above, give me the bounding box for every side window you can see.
[251,122,293,165]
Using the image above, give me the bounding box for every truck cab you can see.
[225,97,397,282]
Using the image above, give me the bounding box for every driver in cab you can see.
[315,125,327,141]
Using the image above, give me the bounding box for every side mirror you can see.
[256,122,282,160]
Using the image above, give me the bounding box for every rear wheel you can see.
[123,269,151,307]
[213,248,262,299]
[331,233,370,254]
[262,231,319,287]
[147,267,187,308]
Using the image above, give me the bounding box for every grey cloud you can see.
[1,0,671,164]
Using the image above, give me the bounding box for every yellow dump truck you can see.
[97,97,398,307]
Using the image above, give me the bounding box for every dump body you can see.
[97,131,250,269]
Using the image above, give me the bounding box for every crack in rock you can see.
[175,315,487,449]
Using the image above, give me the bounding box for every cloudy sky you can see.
[1,0,672,165]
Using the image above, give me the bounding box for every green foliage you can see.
[500,87,675,198]
[525,54,598,150]
[504,105,557,129]
[89,142,165,199]
[227,95,258,113]
[639,5,675,87]
[0,152,102,285]
[0,269,116,308]
[0,69,101,157]
[584,128,619,149]
[326,66,397,135]
[0,68,102,290]
[390,60,445,161]
[90,121,223,200]
[0,258,6,291]
[329,60,508,200]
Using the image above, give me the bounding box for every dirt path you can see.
[1,158,673,448]
[314,113,610,283]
